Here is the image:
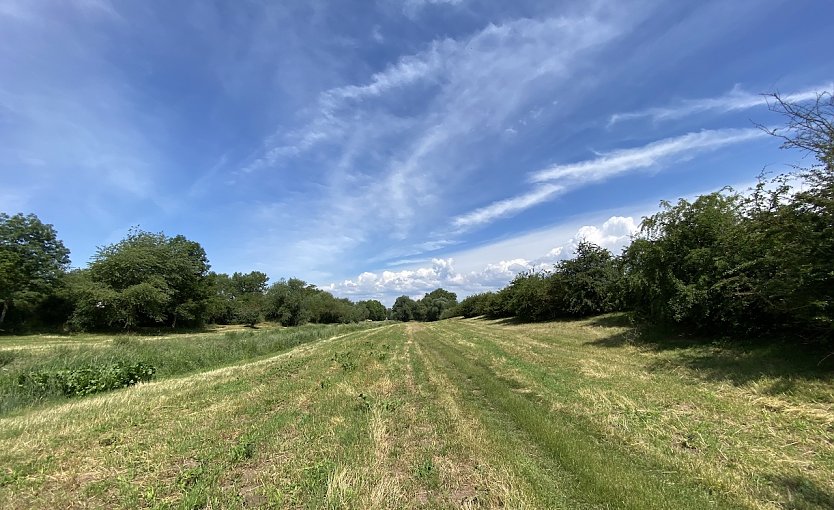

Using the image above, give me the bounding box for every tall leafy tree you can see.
[391,295,417,322]
[419,288,458,321]
[70,229,211,329]
[558,241,622,316]
[0,213,70,328]
[265,278,314,326]
[357,299,387,321]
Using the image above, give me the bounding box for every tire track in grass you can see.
[442,320,834,510]
[409,323,552,509]
[419,322,744,510]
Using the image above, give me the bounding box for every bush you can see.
[17,362,156,398]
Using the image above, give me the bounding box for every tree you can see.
[231,271,269,295]
[505,270,558,322]
[265,278,314,326]
[357,299,387,321]
[748,90,834,337]
[70,229,211,330]
[419,288,458,321]
[763,91,833,173]
[557,241,621,316]
[0,213,70,328]
[391,295,417,322]
[450,292,494,318]
[622,192,746,331]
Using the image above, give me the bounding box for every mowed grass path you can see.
[1,318,832,509]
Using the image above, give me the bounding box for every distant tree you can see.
[450,292,494,318]
[419,288,458,321]
[265,278,314,326]
[231,271,269,295]
[205,273,236,324]
[234,294,265,327]
[357,299,387,321]
[391,295,417,322]
[506,270,557,322]
[557,241,621,316]
[228,271,269,326]
[0,213,70,329]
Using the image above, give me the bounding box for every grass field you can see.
[1,317,832,509]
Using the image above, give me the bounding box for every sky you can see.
[1,0,832,305]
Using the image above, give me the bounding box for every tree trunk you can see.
[0,300,8,325]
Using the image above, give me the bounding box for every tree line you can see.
[1,92,831,341]
[447,92,833,342]
[0,222,394,332]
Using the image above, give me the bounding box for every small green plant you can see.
[176,464,204,490]
[332,351,357,371]
[230,437,256,462]
[414,458,440,489]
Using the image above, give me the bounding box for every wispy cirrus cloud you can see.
[241,10,637,276]
[530,128,764,183]
[608,82,834,126]
[452,184,565,230]
[448,128,764,232]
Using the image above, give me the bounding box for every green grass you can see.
[0,316,831,508]
[0,322,385,416]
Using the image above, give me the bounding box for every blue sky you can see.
[1,0,832,305]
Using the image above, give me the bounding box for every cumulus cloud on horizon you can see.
[325,215,639,304]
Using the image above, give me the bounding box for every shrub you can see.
[17,362,156,398]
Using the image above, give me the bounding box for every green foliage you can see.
[0,322,377,414]
[0,213,70,330]
[506,270,560,322]
[263,278,364,326]
[478,242,622,322]
[420,288,458,321]
[356,299,387,321]
[391,289,457,322]
[447,292,496,318]
[17,362,156,398]
[68,229,212,330]
[557,241,622,316]
[265,278,313,326]
[391,295,417,322]
[622,192,746,331]
[205,271,269,326]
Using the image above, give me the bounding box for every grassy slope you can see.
[0,317,832,509]
[0,322,380,415]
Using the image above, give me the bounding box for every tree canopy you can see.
[68,229,211,330]
[0,213,70,328]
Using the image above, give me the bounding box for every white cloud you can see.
[326,214,640,304]
[608,82,834,126]
[241,11,635,276]
[531,128,764,183]
[451,184,564,230]
[574,216,638,248]
[444,128,764,235]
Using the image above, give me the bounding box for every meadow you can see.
[0,317,832,509]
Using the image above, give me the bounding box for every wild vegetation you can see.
[447,93,834,343]
[3,92,831,343]
[0,322,381,416]
[1,318,831,508]
[0,91,832,507]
